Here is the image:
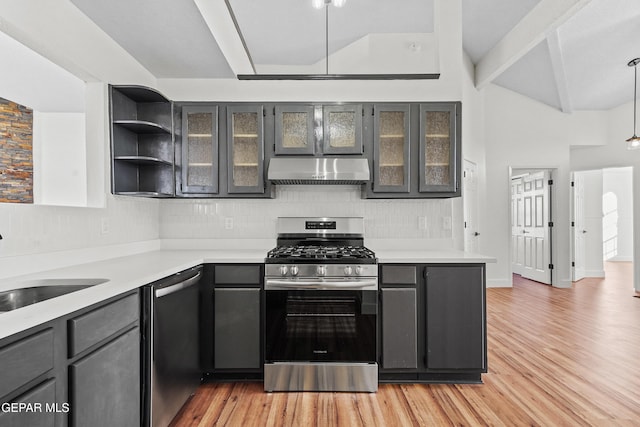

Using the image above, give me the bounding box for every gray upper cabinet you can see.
[110,85,174,198]
[273,104,363,156]
[372,104,411,193]
[275,105,316,155]
[181,105,219,194]
[365,102,460,199]
[226,105,265,194]
[322,104,363,155]
[419,103,459,194]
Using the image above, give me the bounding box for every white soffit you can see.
[0,31,85,113]
[70,0,234,78]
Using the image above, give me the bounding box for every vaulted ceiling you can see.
[66,0,640,112]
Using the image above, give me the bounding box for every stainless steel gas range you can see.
[264,217,378,392]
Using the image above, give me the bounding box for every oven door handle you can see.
[265,279,378,291]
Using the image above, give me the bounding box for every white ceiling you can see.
[228,0,434,67]
[62,0,640,112]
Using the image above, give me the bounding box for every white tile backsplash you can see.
[0,186,461,267]
[160,186,458,242]
[0,195,160,258]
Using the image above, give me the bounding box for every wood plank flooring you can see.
[171,262,640,426]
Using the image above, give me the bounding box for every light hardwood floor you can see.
[171,262,640,426]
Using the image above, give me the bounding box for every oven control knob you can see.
[279,265,288,276]
[316,265,327,276]
[344,266,353,276]
[290,265,299,276]
[355,265,364,276]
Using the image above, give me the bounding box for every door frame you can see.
[571,166,635,283]
[509,167,555,286]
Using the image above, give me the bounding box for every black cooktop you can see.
[266,245,377,264]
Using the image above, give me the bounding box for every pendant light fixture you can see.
[312,0,345,9]
[626,58,640,150]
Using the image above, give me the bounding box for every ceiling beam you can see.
[193,0,254,75]
[475,0,591,90]
[546,29,573,113]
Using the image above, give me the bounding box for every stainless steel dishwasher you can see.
[142,266,202,427]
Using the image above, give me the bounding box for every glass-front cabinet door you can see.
[322,105,363,155]
[181,105,218,194]
[226,105,265,194]
[373,104,410,193]
[275,105,315,155]
[419,103,457,193]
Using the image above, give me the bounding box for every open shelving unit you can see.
[110,85,174,197]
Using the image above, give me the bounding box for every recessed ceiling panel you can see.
[462,0,541,64]
[229,0,434,67]
[494,41,561,110]
[70,0,234,78]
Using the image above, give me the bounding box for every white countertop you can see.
[0,247,495,340]
[375,249,496,264]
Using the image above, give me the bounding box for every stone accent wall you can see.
[0,97,33,203]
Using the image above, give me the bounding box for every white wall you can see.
[571,100,639,291]
[0,1,161,277]
[158,0,467,248]
[461,52,487,256]
[33,112,87,207]
[602,167,633,261]
[483,84,609,288]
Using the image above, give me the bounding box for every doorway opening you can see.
[571,167,634,283]
[510,168,554,285]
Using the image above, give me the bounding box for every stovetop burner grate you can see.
[266,244,376,263]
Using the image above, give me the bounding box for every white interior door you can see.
[573,172,587,281]
[516,171,552,284]
[463,160,479,254]
[575,170,605,278]
[511,177,525,275]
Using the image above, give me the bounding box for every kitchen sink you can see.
[0,278,109,312]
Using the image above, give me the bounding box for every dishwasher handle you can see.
[155,271,202,298]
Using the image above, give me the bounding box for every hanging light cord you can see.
[325,3,329,75]
[634,63,637,137]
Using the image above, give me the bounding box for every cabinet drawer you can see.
[0,329,54,398]
[68,293,139,357]
[381,265,417,285]
[215,265,261,285]
[0,379,56,427]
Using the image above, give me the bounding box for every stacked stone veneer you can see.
[0,97,33,203]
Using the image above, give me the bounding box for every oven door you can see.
[265,280,377,363]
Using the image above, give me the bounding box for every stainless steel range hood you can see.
[268,157,370,185]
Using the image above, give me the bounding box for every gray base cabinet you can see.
[204,264,263,376]
[214,288,261,370]
[0,379,56,427]
[379,263,486,383]
[0,291,140,427]
[426,265,485,370]
[70,328,140,427]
